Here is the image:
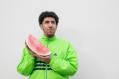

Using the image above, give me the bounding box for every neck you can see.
[45,34,55,38]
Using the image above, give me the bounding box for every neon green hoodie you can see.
[17,35,78,79]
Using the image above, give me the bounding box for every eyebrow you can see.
[45,20,55,23]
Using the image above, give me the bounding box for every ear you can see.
[56,25,58,29]
[40,24,43,30]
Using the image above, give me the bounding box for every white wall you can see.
[0,0,119,79]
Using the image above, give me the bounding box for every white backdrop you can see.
[0,0,119,79]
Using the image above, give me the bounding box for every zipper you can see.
[45,38,49,79]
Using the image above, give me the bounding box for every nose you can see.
[48,22,53,28]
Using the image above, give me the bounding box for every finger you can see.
[39,55,50,59]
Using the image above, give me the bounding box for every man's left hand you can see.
[37,55,50,63]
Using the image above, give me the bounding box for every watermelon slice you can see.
[25,34,50,56]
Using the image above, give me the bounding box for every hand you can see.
[25,41,50,63]
[37,55,50,63]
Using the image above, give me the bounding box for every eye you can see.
[51,21,56,24]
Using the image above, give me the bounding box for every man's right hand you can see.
[25,42,51,63]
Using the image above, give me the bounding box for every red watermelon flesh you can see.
[25,34,50,56]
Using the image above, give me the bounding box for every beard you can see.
[44,29,56,37]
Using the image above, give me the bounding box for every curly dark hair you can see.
[38,11,59,25]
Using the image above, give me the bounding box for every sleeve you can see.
[49,43,78,76]
[17,47,35,76]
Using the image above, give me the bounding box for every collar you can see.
[40,35,56,41]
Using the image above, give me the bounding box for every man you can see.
[17,11,78,79]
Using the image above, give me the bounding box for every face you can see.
[40,17,57,37]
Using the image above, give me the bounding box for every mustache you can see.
[47,29,53,30]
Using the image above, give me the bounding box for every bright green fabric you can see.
[17,48,35,76]
[17,35,78,79]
